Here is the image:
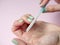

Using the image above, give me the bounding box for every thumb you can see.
[12,38,27,45]
[45,4,60,12]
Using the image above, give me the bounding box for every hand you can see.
[12,14,60,45]
[40,0,60,12]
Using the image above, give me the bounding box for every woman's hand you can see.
[12,14,60,45]
[40,0,49,7]
[40,0,60,12]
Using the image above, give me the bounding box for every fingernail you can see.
[27,18,32,22]
[12,39,18,45]
[18,19,23,23]
[42,7,46,13]
[28,16,34,19]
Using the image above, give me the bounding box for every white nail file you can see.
[26,7,45,32]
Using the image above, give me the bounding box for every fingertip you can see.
[12,39,18,45]
[40,0,49,7]
[12,38,27,45]
[22,15,34,24]
[13,19,24,27]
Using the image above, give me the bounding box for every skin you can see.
[12,14,60,45]
[40,0,60,12]
[55,0,60,4]
[12,0,60,45]
[40,0,49,7]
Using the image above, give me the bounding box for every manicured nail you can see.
[28,16,34,19]
[18,19,23,23]
[27,18,32,22]
[42,7,46,13]
[12,39,18,45]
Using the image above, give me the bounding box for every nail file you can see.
[26,7,45,32]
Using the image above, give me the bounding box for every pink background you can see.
[0,0,60,45]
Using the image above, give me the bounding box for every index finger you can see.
[40,0,49,7]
